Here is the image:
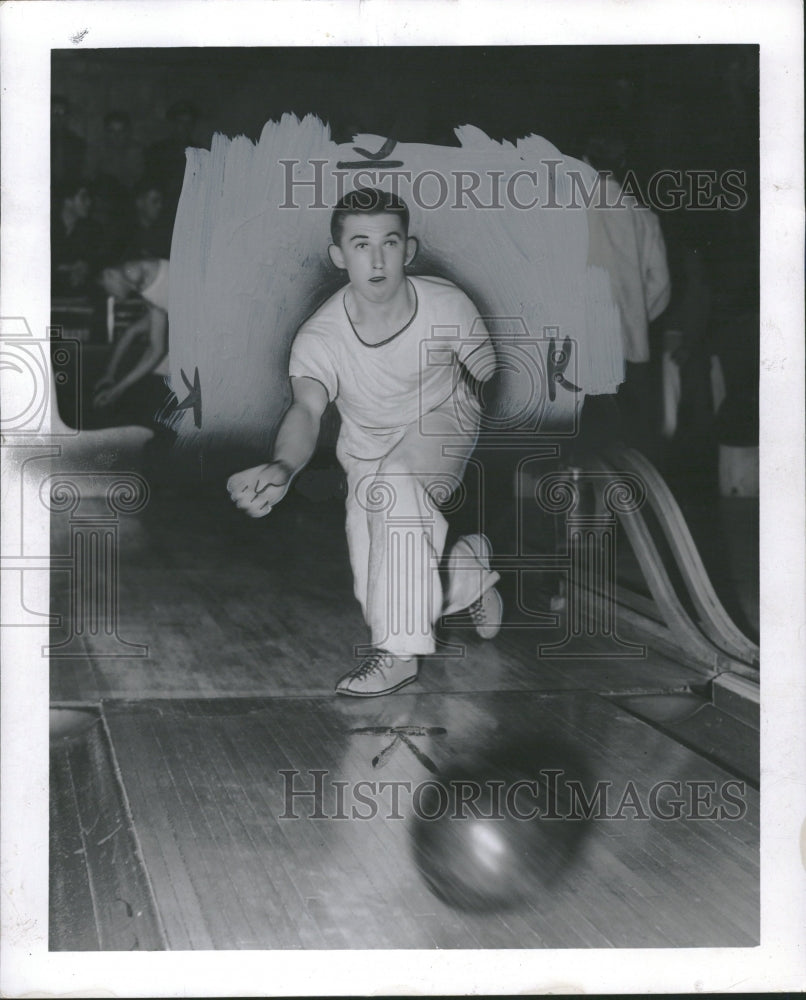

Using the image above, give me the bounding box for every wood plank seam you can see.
[98,707,170,949]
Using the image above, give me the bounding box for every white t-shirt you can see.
[140,258,170,312]
[140,258,171,377]
[289,275,490,460]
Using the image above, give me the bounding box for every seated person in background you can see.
[657,213,716,492]
[121,178,173,260]
[88,110,144,193]
[51,95,86,190]
[582,130,671,459]
[51,178,99,296]
[94,258,179,437]
[89,175,130,264]
[144,100,200,223]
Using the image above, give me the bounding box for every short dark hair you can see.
[104,110,131,130]
[133,176,164,199]
[54,176,91,205]
[98,255,158,278]
[330,187,409,246]
[584,132,629,183]
[167,100,197,122]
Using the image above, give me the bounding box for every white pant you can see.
[341,390,499,656]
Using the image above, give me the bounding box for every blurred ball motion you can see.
[409,738,593,912]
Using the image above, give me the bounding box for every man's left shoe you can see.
[335,649,419,697]
[468,587,503,640]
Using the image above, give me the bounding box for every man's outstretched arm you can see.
[227,376,329,518]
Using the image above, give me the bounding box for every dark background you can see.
[52,44,759,303]
[53,43,759,310]
[52,45,757,177]
[52,45,760,469]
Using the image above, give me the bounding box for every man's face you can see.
[137,189,163,225]
[100,268,132,301]
[69,188,92,219]
[172,112,195,143]
[51,101,67,132]
[105,120,128,147]
[329,213,415,305]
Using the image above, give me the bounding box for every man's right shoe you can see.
[335,650,419,697]
[443,532,501,617]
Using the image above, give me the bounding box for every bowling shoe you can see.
[335,649,419,697]
[468,586,503,639]
[444,533,501,616]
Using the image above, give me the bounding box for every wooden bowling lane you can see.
[613,692,760,787]
[93,690,758,950]
[49,710,167,951]
[50,487,705,702]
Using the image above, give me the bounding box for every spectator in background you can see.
[89,110,144,193]
[657,213,717,494]
[121,178,173,260]
[89,175,129,265]
[144,100,199,222]
[708,52,759,459]
[51,95,86,188]
[93,258,179,442]
[582,129,671,459]
[51,178,99,296]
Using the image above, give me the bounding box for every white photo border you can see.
[1,0,803,995]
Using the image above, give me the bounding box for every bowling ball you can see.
[409,737,593,912]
